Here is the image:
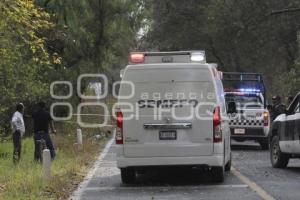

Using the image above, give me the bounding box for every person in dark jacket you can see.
[32,101,56,160]
[270,95,286,121]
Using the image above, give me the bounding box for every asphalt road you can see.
[70,140,300,200]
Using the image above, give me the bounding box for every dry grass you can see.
[0,125,110,200]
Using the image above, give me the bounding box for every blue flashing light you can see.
[239,88,261,93]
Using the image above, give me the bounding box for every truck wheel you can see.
[270,136,289,168]
[259,140,269,150]
[225,153,232,172]
[211,166,225,183]
[121,168,135,184]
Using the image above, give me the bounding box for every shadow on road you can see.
[285,166,300,173]
[124,167,229,186]
[231,144,261,151]
[231,143,265,151]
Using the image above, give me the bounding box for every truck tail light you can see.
[263,111,269,126]
[129,53,145,64]
[116,111,123,144]
[213,106,222,143]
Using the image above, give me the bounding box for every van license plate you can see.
[159,131,177,140]
[234,128,245,134]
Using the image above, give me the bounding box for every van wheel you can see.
[121,168,135,184]
[225,153,232,172]
[270,136,289,168]
[211,166,225,183]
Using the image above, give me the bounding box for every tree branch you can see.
[270,8,300,16]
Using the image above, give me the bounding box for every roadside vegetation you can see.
[0,123,110,200]
[1,0,300,198]
[145,0,300,99]
[0,0,146,136]
[1,0,299,135]
[0,1,137,197]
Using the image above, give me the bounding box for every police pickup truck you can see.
[270,92,300,168]
[222,73,270,150]
[116,51,231,183]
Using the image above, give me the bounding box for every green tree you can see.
[37,0,147,84]
[146,0,300,97]
[0,0,53,134]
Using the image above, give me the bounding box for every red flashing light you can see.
[225,90,245,96]
[224,88,236,92]
[129,53,145,64]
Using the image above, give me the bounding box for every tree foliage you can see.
[0,0,146,135]
[0,0,53,133]
[146,0,300,97]
[1,0,300,135]
[37,0,146,82]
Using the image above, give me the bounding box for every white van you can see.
[115,51,231,183]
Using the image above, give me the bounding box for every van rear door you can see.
[119,64,217,157]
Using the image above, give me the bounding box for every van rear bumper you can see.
[117,155,224,168]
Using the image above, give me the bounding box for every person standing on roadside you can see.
[32,101,56,160]
[11,103,25,163]
[270,95,286,121]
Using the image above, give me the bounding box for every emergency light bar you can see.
[129,53,145,64]
[129,51,206,64]
[225,92,260,96]
[190,52,205,62]
[224,88,261,93]
[239,88,261,92]
[222,72,267,107]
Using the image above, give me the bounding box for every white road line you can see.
[69,138,114,200]
[231,167,276,200]
[84,184,249,191]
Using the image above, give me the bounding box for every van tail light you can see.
[213,106,222,143]
[129,53,145,64]
[115,111,123,144]
[263,111,269,126]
